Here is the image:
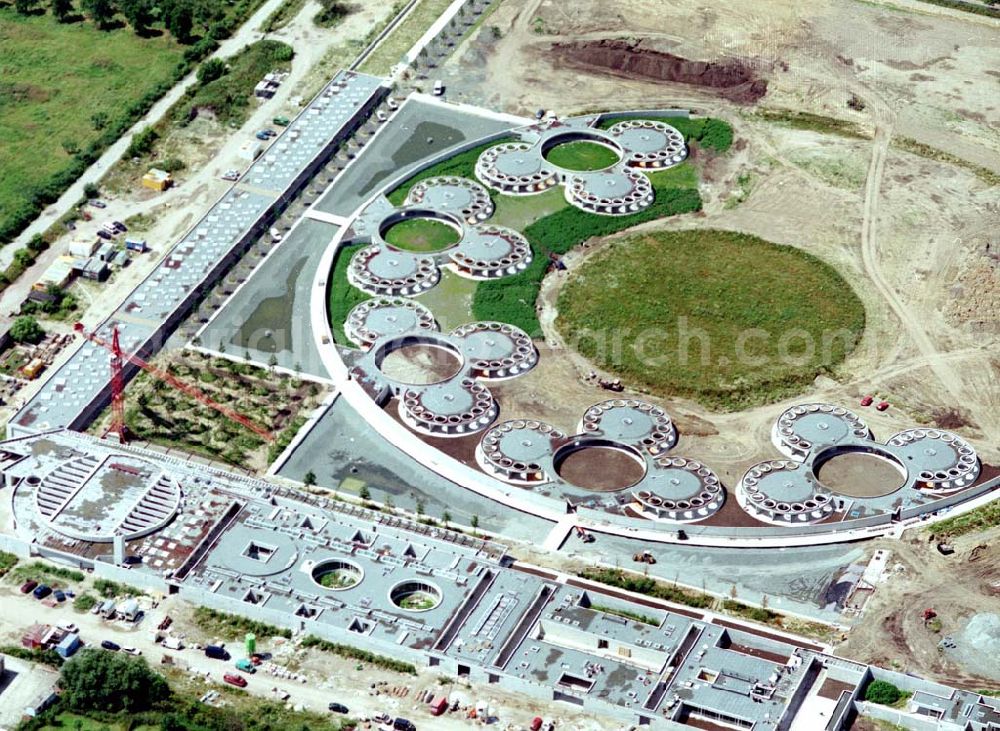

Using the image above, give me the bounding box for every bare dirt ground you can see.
[834,525,1000,690]
[444,0,1000,472]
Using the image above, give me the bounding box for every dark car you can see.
[101,640,121,651]
[393,718,416,731]
[205,645,230,661]
[328,702,349,714]
[53,589,66,602]
[33,584,52,600]
[112,220,127,232]
[96,229,113,240]
[20,579,38,594]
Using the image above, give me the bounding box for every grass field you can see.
[328,243,371,345]
[544,141,621,171]
[0,9,184,240]
[358,0,454,77]
[383,218,461,251]
[556,230,865,409]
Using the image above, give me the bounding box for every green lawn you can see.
[328,243,371,345]
[383,218,460,252]
[0,9,184,241]
[544,141,621,171]
[490,186,568,230]
[556,229,865,410]
[597,115,734,153]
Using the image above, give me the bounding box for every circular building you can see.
[450,321,538,380]
[772,403,871,461]
[448,225,533,280]
[886,428,980,492]
[347,245,440,296]
[404,176,494,223]
[398,378,498,437]
[565,169,653,215]
[344,297,438,350]
[633,457,725,523]
[580,399,677,456]
[606,120,687,169]
[475,142,559,195]
[738,459,836,525]
[476,419,566,484]
[31,454,181,543]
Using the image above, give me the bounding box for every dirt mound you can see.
[549,39,768,104]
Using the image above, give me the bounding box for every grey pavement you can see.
[277,396,555,542]
[313,97,515,217]
[197,217,339,377]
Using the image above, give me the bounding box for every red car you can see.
[157,615,173,631]
[876,401,890,412]
[223,673,247,688]
[860,395,873,407]
[530,718,544,731]
[20,579,38,594]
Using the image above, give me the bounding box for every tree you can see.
[11,316,44,344]
[415,499,425,516]
[51,0,74,22]
[60,649,169,713]
[303,470,316,487]
[470,514,479,535]
[165,0,194,43]
[358,484,370,501]
[865,680,904,706]
[83,182,100,199]
[81,0,116,29]
[197,58,227,85]
[442,510,451,526]
[119,0,154,34]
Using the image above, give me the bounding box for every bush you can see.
[126,126,159,158]
[0,550,18,579]
[197,57,228,85]
[73,593,98,612]
[578,567,713,609]
[0,644,64,668]
[83,182,101,199]
[865,679,905,706]
[93,578,143,598]
[193,606,292,640]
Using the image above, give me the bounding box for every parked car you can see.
[157,615,173,631]
[122,646,141,656]
[272,116,290,126]
[58,622,78,633]
[876,401,890,411]
[96,229,113,241]
[235,658,255,673]
[33,584,52,600]
[860,395,874,407]
[20,579,38,594]
[255,130,272,141]
[223,673,247,688]
[221,169,241,181]
[100,640,121,651]
[205,645,230,661]
[393,718,416,731]
[534,109,545,120]
[386,98,399,111]
[376,110,388,123]
[53,589,66,602]
[112,220,127,232]
[89,199,107,209]
[432,80,444,96]
[328,702,348,714]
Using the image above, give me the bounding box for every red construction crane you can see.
[74,322,274,443]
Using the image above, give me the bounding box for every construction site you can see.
[0,0,998,728]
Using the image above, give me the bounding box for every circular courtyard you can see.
[814,448,907,498]
[544,140,622,171]
[555,229,866,409]
[382,217,462,252]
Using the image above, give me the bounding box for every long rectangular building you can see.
[8,71,386,437]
